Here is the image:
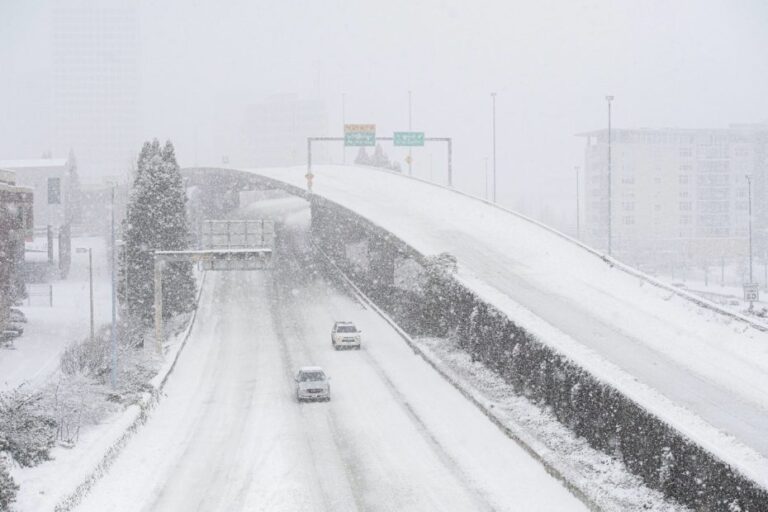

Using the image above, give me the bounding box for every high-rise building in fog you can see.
[578,124,768,268]
[243,95,328,167]
[52,2,139,178]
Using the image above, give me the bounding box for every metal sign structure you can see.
[200,219,275,249]
[344,124,376,147]
[153,248,272,351]
[307,136,453,186]
[393,131,425,147]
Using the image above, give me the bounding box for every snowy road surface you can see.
[243,165,768,470]
[75,220,585,511]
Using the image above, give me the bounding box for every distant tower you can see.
[52,1,140,178]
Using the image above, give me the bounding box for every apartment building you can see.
[578,124,768,268]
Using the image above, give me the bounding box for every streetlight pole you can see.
[491,92,497,203]
[484,157,489,200]
[88,248,93,342]
[76,247,94,342]
[746,174,754,284]
[408,90,413,176]
[576,166,581,240]
[110,186,117,388]
[606,95,614,255]
[342,93,346,165]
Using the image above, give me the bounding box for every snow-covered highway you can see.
[242,165,768,484]
[74,214,586,511]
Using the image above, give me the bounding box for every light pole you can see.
[408,90,413,176]
[75,247,94,342]
[576,166,581,240]
[110,185,118,388]
[746,174,754,285]
[341,93,346,164]
[491,92,497,203]
[484,157,489,200]
[606,95,614,255]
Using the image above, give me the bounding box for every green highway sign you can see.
[345,124,376,146]
[394,131,425,147]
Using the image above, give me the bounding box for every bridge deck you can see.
[241,164,768,486]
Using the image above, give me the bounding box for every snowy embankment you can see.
[242,165,768,491]
[11,273,207,512]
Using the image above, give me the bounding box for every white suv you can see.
[295,366,330,402]
[331,321,361,350]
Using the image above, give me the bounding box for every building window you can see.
[679,147,693,157]
[679,191,689,199]
[679,202,692,211]
[623,216,635,225]
[679,175,689,184]
[736,201,748,211]
[621,176,635,185]
[622,202,635,211]
[680,215,691,225]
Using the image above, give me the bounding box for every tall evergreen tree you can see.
[120,139,196,327]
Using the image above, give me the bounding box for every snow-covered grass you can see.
[1,236,112,391]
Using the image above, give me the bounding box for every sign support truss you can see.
[153,248,272,352]
[307,136,453,188]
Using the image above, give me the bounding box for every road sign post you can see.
[744,282,759,309]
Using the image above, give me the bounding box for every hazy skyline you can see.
[1,0,767,225]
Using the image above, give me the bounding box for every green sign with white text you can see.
[345,124,376,146]
[394,131,425,147]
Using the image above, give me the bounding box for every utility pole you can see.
[576,166,581,240]
[491,92,497,203]
[110,186,118,388]
[606,95,614,255]
[408,90,413,176]
[484,157,489,200]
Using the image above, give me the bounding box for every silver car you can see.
[295,366,331,402]
[331,321,361,350]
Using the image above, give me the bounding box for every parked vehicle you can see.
[331,321,361,350]
[9,308,27,323]
[5,322,23,337]
[295,366,331,402]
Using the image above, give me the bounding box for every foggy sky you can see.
[1,0,767,226]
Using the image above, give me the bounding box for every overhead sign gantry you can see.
[306,125,453,190]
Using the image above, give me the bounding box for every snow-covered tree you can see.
[354,147,371,166]
[120,139,196,327]
[371,144,390,168]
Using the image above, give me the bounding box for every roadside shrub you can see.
[0,456,18,512]
[0,390,56,467]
